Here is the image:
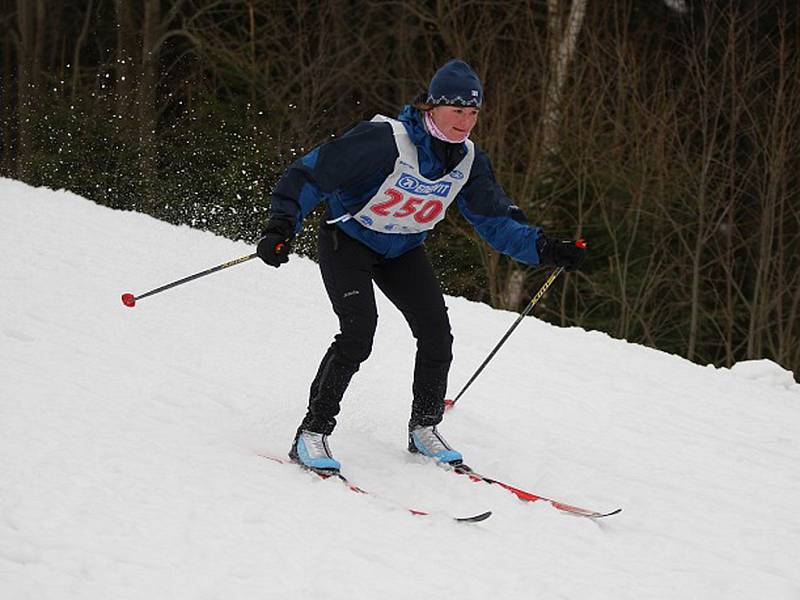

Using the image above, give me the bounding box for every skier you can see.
[257,59,585,472]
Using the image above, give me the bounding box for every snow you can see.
[727,359,799,391]
[1,177,799,599]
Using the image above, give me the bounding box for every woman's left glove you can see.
[536,236,586,271]
[256,219,293,267]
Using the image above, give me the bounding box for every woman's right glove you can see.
[536,236,586,271]
[256,219,293,267]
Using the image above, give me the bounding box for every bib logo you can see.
[396,173,451,197]
[450,170,464,180]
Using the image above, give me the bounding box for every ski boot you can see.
[408,425,462,465]
[289,430,341,472]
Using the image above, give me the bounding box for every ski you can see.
[447,463,621,519]
[259,454,492,523]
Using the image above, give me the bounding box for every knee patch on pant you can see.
[336,312,378,364]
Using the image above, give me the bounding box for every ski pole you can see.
[445,239,585,409]
[121,253,259,308]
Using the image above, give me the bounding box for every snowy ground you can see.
[2,178,799,599]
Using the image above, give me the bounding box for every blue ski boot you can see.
[289,430,341,472]
[408,425,463,465]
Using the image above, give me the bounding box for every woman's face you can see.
[430,106,480,142]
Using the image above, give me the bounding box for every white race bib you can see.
[347,115,474,234]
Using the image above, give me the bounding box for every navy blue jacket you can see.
[268,105,542,264]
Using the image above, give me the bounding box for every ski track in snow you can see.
[1,178,799,599]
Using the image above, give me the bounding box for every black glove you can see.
[536,236,586,272]
[256,219,293,267]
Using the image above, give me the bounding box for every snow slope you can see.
[1,178,799,599]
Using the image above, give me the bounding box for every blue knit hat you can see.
[426,59,483,108]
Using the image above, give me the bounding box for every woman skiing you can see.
[257,59,585,472]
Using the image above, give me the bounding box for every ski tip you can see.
[584,507,622,519]
[455,510,492,523]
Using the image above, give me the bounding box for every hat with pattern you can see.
[426,59,483,108]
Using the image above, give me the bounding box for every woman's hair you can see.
[411,90,434,111]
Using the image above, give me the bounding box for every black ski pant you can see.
[299,223,453,435]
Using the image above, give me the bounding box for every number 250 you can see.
[370,188,443,224]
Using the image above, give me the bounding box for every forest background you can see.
[2,0,798,381]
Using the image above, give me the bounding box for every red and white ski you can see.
[449,463,621,519]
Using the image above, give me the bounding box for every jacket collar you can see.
[396,105,431,146]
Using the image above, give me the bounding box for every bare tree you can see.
[538,0,587,166]
[12,0,48,179]
[1,2,17,174]
[114,0,198,200]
